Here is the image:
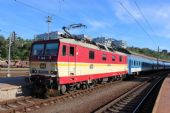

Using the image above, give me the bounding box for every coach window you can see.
[89,51,95,59]
[102,54,106,61]
[62,45,66,56]
[119,55,123,62]
[131,60,133,65]
[70,46,74,56]
[112,55,115,61]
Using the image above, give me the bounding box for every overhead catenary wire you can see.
[117,1,158,47]
[133,0,159,45]
[13,0,71,38]
[14,0,76,24]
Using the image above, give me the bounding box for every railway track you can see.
[0,79,125,113]
[93,75,166,113]
[0,72,164,113]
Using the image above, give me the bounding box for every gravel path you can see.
[32,77,147,113]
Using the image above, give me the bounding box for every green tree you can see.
[0,35,8,59]
[0,34,32,60]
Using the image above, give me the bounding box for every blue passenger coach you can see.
[128,54,170,75]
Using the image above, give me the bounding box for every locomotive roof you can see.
[33,37,126,56]
[59,38,127,55]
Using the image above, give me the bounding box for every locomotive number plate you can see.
[40,63,46,69]
[38,70,48,74]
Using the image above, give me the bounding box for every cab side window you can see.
[119,55,122,62]
[70,46,74,56]
[62,45,66,56]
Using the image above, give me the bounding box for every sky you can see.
[0,0,170,51]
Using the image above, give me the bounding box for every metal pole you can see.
[46,16,52,40]
[7,33,12,77]
[157,46,159,70]
[48,20,50,40]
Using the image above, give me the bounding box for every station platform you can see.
[152,74,170,113]
[0,76,31,101]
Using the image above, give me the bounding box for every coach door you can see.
[68,45,76,76]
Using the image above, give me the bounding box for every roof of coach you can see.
[128,51,170,63]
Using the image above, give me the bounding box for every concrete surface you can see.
[152,74,170,113]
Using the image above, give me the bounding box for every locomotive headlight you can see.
[50,71,58,75]
[31,68,37,73]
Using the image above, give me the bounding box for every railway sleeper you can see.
[107,107,119,112]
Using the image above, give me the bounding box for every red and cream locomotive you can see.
[29,25,128,96]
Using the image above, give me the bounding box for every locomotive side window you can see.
[102,54,106,61]
[62,45,66,56]
[89,51,95,59]
[119,55,123,62]
[70,46,74,56]
[112,55,115,61]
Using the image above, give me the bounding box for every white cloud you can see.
[143,5,170,39]
[110,0,142,23]
[109,0,170,39]
[88,20,110,30]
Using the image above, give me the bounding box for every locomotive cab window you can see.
[102,54,106,61]
[62,45,66,56]
[89,51,95,59]
[70,46,74,56]
[119,56,123,62]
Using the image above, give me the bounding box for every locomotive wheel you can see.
[97,78,103,84]
[76,83,81,90]
[81,84,88,89]
[61,85,67,94]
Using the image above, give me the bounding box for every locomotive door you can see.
[68,45,76,76]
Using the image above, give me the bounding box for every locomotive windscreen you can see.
[32,43,59,56]
[45,43,59,55]
[32,44,44,56]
